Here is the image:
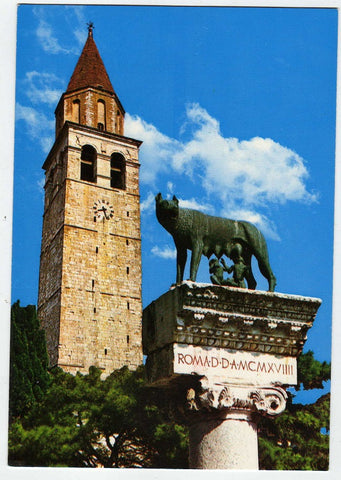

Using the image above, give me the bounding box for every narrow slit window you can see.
[116,110,122,134]
[126,267,129,275]
[104,348,108,355]
[97,100,106,131]
[127,335,129,344]
[72,99,80,123]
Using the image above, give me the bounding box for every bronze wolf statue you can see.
[155,193,276,292]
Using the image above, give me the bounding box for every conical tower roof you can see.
[66,24,115,94]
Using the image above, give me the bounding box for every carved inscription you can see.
[177,353,294,376]
[173,344,297,385]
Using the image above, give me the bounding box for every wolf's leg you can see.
[257,257,277,292]
[244,225,276,292]
[189,241,203,282]
[245,270,257,290]
[176,246,187,283]
[244,253,257,290]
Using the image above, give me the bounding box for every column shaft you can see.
[189,411,258,469]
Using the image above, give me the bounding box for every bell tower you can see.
[38,24,143,375]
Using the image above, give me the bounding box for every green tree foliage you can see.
[9,301,50,421]
[8,310,330,471]
[296,350,331,390]
[8,366,188,468]
[258,351,331,470]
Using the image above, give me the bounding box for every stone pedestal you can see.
[142,282,321,469]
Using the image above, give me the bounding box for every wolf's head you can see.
[155,193,179,228]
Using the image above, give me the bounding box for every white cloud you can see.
[23,71,63,105]
[33,6,85,56]
[167,182,174,194]
[125,113,180,185]
[222,208,280,241]
[178,197,214,214]
[16,6,87,155]
[36,19,70,55]
[74,28,87,47]
[16,103,54,153]
[140,192,155,213]
[131,103,316,208]
[127,103,317,240]
[65,6,87,46]
[40,136,55,154]
[172,103,317,207]
[151,245,177,260]
[37,176,45,194]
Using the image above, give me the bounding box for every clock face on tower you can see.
[93,200,114,221]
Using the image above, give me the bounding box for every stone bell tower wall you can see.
[38,27,143,376]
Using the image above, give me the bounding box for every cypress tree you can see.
[9,301,50,422]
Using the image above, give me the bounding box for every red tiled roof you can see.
[66,32,115,94]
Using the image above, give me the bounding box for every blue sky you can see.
[11,4,337,402]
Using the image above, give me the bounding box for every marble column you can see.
[184,382,287,469]
[189,411,258,469]
[142,282,320,470]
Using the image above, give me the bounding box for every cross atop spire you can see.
[87,21,94,37]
